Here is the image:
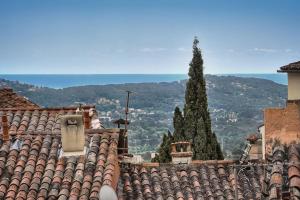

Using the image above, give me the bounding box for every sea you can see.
[0,74,287,89]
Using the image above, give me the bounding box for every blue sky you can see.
[0,0,299,74]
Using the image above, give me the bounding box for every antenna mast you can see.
[125,90,132,132]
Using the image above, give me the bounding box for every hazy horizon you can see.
[0,73,287,89]
[0,73,285,75]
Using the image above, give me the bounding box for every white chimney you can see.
[61,115,86,156]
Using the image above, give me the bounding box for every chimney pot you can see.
[2,115,9,142]
[171,143,176,153]
[170,141,193,164]
[83,111,91,129]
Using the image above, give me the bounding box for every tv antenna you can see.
[124,90,133,132]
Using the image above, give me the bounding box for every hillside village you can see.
[2,0,300,198]
[1,53,300,200]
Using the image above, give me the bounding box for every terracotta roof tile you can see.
[0,106,96,136]
[0,88,39,109]
[278,61,300,72]
[119,161,266,200]
[260,144,300,199]
[0,129,120,199]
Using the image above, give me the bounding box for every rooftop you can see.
[117,142,300,200]
[0,88,39,109]
[118,160,264,200]
[278,61,300,73]
[0,129,120,200]
[262,144,300,199]
[0,86,126,199]
[0,92,123,199]
[0,106,99,137]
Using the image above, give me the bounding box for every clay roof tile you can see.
[278,61,300,72]
[0,129,119,199]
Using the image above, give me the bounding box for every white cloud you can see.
[284,49,292,53]
[177,47,192,52]
[140,47,166,52]
[177,47,187,52]
[252,48,277,53]
[249,48,295,54]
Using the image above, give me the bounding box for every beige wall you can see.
[288,73,300,100]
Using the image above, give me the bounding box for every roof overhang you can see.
[277,70,300,73]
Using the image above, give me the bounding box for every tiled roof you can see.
[118,143,300,200]
[0,88,39,109]
[0,106,96,136]
[118,161,265,200]
[0,130,119,200]
[263,144,300,200]
[278,61,300,72]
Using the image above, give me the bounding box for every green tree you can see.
[183,37,223,160]
[152,132,173,163]
[173,106,185,142]
[154,37,223,162]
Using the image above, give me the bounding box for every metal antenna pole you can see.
[123,90,132,154]
[125,91,132,132]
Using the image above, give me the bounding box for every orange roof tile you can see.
[0,88,39,109]
[0,130,120,199]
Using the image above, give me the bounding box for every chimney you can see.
[2,115,9,142]
[61,115,85,156]
[170,141,193,164]
[83,111,91,129]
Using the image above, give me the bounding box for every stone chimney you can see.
[83,111,91,129]
[2,115,9,142]
[278,61,300,101]
[170,141,193,164]
[61,115,85,156]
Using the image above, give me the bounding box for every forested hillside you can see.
[0,75,287,158]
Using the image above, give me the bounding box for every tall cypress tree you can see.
[154,37,223,162]
[173,106,185,142]
[183,37,223,160]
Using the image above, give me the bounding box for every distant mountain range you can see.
[0,75,287,158]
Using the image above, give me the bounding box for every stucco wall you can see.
[288,73,300,100]
[264,102,300,156]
